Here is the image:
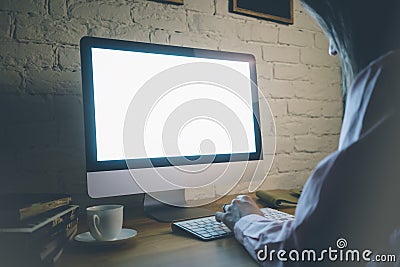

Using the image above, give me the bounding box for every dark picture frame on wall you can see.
[150,0,183,5]
[230,0,293,24]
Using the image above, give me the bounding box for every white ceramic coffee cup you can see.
[86,205,123,241]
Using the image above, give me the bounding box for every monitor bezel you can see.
[80,36,262,172]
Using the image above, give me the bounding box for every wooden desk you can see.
[57,194,295,267]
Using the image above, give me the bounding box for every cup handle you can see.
[90,214,102,238]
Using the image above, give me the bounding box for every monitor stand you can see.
[143,189,214,222]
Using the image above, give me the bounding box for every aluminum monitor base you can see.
[143,190,214,222]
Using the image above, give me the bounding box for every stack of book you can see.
[0,194,79,267]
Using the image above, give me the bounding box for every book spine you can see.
[0,205,78,234]
[40,218,79,261]
[0,217,79,266]
[41,223,78,266]
[31,206,79,243]
[0,206,79,243]
[0,196,72,224]
[20,196,72,221]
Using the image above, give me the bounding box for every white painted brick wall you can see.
[274,63,310,81]
[262,45,299,63]
[70,2,132,23]
[133,2,188,32]
[1,42,54,69]
[287,99,342,117]
[237,22,278,43]
[0,69,21,92]
[315,32,330,50]
[0,0,45,14]
[0,0,342,195]
[301,47,339,67]
[185,0,214,14]
[58,47,80,70]
[0,12,10,39]
[278,28,313,47]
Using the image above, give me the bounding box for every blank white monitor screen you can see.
[90,47,256,162]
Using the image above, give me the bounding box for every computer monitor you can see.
[80,37,263,221]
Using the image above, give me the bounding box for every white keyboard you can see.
[171,207,294,241]
[260,207,295,222]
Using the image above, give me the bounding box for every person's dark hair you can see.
[301,0,400,97]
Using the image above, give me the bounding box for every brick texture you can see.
[0,0,342,195]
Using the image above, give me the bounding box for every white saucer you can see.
[74,228,137,245]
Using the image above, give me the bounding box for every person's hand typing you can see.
[215,195,264,230]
